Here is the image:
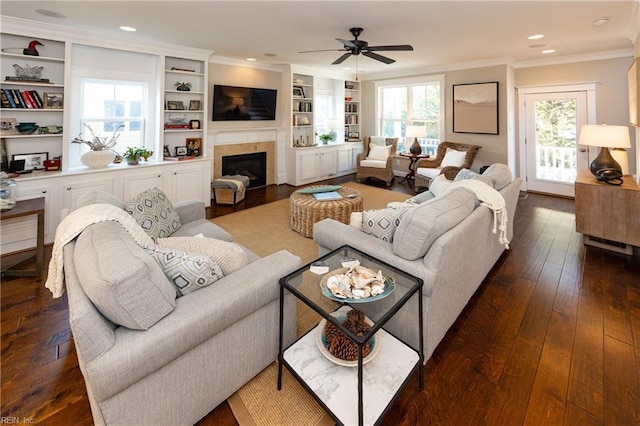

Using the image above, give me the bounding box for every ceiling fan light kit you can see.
[300,27,413,65]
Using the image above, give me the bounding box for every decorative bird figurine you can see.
[23,40,44,56]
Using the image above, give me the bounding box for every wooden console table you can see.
[574,171,640,254]
[1,197,45,277]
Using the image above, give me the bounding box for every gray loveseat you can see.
[313,164,521,363]
[63,195,301,425]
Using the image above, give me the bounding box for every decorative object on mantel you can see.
[2,40,43,56]
[8,64,49,83]
[405,125,426,155]
[175,82,191,91]
[71,123,122,169]
[318,131,336,145]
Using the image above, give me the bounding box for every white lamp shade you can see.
[406,125,426,138]
[579,124,631,148]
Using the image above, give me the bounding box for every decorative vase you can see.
[409,138,422,155]
[81,150,115,169]
[126,158,140,166]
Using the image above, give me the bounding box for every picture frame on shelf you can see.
[453,81,499,134]
[0,118,18,136]
[293,86,305,98]
[189,119,200,129]
[43,92,63,109]
[186,137,202,156]
[163,145,171,157]
[12,152,48,170]
[189,100,201,111]
[167,100,184,110]
[348,132,360,139]
[175,146,188,156]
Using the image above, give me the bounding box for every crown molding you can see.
[361,57,517,81]
[513,48,634,69]
[208,55,286,73]
[0,16,213,60]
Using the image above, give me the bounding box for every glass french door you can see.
[523,91,589,197]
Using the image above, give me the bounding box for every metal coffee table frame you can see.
[278,244,423,426]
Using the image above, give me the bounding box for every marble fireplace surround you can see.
[213,141,276,186]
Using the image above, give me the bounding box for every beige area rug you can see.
[212,182,410,426]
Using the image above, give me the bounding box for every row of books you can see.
[1,88,44,109]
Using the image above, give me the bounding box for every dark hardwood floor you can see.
[1,175,639,425]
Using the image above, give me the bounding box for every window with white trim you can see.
[376,75,444,155]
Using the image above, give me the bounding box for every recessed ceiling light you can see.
[528,34,544,40]
[542,49,556,54]
[343,67,351,71]
[246,57,256,61]
[119,26,137,32]
[592,17,609,27]
[36,9,66,18]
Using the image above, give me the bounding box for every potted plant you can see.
[123,147,153,165]
[318,130,336,145]
[71,123,123,169]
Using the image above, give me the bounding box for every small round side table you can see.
[399,153,430,185]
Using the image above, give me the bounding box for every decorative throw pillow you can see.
[367,143,392,161]
[350,212,363,229]
[124,187,182,240]
[145,245,224,297]
[440,148,467,168]
[157,236,249,275]
[429,174,452,197]
[481,163,513,190]
[455,168,494,186]
[362,205,415,242]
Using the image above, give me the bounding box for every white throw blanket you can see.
[44,204,154,298]
[442,179,510,249]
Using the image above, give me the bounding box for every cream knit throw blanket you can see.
[45,204,154,298]
[442,179,510,249]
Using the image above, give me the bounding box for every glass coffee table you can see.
[278,245,423,426]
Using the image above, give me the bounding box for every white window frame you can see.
[375,74,445,153]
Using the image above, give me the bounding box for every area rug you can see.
[212,182,410,426]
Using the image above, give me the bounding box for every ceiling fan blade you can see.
[362,51,395,64]
[299,48,347,54]
[367,44,414,52]
[336,38,357,49]
[332,52,353,65]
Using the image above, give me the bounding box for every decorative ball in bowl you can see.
[17,122,38,134]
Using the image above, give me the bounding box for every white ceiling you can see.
[1,1,638,78]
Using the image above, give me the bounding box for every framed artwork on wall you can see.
[453,82,499,135]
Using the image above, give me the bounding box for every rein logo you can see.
[0,418,35,424]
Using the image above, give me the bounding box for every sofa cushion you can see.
[124,187,182,240]
[441,148,468,168]
[362,205,415,242]
[74,221,176,330]
[407,190,435,204]
[481,163,512,190]
[454,168,494,186]
[392,188,477,260]
[157,237,249,275]
[72,190,124,211]
[429,174,452,197]
[360,159,387,168]
[145,245,224,297]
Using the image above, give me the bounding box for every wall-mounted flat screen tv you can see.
[212,84,277,121]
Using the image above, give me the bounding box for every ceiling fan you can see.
[299,27,413,65]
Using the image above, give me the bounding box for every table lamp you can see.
[406,125,426,155]
[578,124,631,177]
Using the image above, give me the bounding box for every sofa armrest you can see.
[173,200,205,224]
[84,249,302,402]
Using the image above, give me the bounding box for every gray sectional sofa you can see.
[313,164,522,363]
[63,196,301,425]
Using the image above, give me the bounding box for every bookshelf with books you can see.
[0,32,66,162]
[344,80,361,142]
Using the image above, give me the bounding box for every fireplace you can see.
[221,152,267,188]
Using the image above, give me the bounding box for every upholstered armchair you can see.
[414,142,481,190]
[356,137,398,186]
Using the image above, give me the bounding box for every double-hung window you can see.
[376,75,444,155]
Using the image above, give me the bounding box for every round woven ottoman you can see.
[290,186,363,238]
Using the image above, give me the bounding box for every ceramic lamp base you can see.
[81,150,115,169]
[409,138,422,155]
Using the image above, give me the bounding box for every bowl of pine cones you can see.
[316,308,380,366]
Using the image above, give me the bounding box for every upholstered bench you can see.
[212,175,250,205]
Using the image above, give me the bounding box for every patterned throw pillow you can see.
[145,245,224,297]
[124,187,182,240]
[454,168,494,186]
[362,205,415,242]
[157,236,249,275]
